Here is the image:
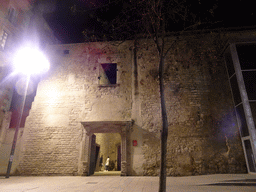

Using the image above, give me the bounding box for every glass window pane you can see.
[236,44,256,70]
[244,140,256,172]
[249,101,256,128]
[230,75,242,105]
[224,49,235,77]
[243,71,256,100]
[99,63,117,85]
[236,104,249,137]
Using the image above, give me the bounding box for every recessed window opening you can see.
[99,63,117,85]
[0,30,8,50]
[63,50,69,54]
[7,7,16,24]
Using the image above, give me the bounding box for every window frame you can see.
[98,63,119,87]
[7,6,17,25]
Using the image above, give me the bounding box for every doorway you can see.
[81,121,132,176]
[91,133,121,176]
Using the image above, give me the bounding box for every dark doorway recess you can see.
[117,145,121,171]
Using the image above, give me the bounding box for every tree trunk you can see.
[159,55,168,192]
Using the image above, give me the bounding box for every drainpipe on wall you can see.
[131,39,140,124]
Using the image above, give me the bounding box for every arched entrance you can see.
[81,121,132,176]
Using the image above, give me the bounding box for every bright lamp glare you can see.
[13,47,50,75]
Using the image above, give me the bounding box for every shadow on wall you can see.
[129,123,161,176]
[202,113,247,175]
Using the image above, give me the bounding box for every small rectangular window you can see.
[98,63,117,85]
[7,7,16,24]
[63,50,69,54]
[0,30,8,50]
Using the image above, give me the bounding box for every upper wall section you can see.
[36,41,134,122]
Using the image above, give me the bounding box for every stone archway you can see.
[81,121,132,176]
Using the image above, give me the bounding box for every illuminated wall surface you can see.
[3,31,256,176]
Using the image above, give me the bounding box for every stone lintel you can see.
[81,121,132,176]
[81,121,132,135]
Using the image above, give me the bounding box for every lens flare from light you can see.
[15,77,35,96]
[13,47,50,75]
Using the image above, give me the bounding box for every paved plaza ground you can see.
[0,173,256,192]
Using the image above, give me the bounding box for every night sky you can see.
[41,0,256,44]
[43,0,122,44]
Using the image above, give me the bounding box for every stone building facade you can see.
[2,30,256,176]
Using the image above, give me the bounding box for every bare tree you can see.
[74,0,218,191]
[110,1,218,191]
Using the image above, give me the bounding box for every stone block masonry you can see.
[16,33,249,176]
[18,41,134,175]
[136,34,247,176]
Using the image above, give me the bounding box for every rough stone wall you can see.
[18,41,133,175]
[137,33,247,176]
[16,33,248,176]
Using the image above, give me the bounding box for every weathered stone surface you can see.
[137,34,247,176]
[12,33,249,176]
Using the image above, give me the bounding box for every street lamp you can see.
[5,46,50,178]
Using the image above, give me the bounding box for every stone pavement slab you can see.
[0,174,256,192]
